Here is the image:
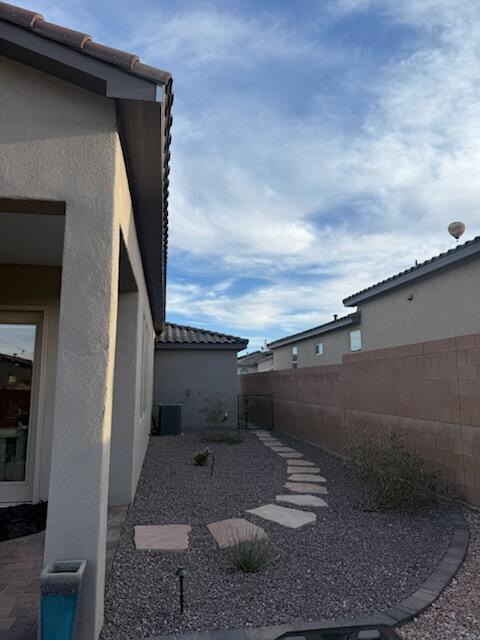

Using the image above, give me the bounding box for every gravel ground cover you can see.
[399,508,479,640]
[101,432,454,639]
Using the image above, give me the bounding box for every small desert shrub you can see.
[193,448,210,466]
[201,432,244,445]
[347,431,455,512]
[225,533,271,573]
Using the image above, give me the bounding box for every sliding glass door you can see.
[0,312,42,503]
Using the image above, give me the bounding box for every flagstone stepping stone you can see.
[134,524,191,551]
[285,459,315,466]
[279,452,303,458]
[287,466,320,474]
[263,441,282,446]
[271,447,298,453]
[285,482,328,494]
[276,494,328,508]
[207,518,267,549]
[247,504,316,528]
[289,474,327,483]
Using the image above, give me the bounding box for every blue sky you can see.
[25,0,480,351]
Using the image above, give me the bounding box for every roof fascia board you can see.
[268,317,359,350]
[343,243,480,307]
[0,21,161,102]
[155,343,248,351]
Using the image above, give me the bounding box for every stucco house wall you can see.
[0,53,156,639]
[0,265,60,500]
[257,355,274,372]
[357,256,480,351]
[154,349,239,430]
[272,327,353,370]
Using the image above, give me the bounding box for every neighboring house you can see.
[237,349,273,374]
[344,235,480,351]
[154,323,248,431]
[268,235,480,371]
[0,3,172,639]
[268,313,361,370]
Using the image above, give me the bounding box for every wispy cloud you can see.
[158,0,480,345]
[20,0,480,347]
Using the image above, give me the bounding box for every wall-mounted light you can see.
[407,293,414,301]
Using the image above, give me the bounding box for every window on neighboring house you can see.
[315,342,324,356]
[292,345,298,368]
[350,329,362,352]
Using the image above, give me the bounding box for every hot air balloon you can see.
[448,221,465,240]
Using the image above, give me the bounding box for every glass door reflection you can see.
[0,324,36,482]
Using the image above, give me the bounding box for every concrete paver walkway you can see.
[285,481,328,494]
[207,518,267,548]
[288,473,327,483]
[247,504,316,528]
[276,494,328,507]
[287,466,320,474]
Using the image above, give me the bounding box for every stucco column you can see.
[109,290,140,505]
[44,206,120,640]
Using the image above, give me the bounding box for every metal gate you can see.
[237,394,273,431]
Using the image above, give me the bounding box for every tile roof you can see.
[268,312,360,349]
[237,350,272,366]
[156,323,248,349]
[0,2,171,85]
[344,235,480,306]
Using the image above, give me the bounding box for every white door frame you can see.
[0,306,48,503]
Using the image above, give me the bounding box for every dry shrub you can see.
[347,431,455,512]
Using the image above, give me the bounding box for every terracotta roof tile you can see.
[156,323,248,348]
[0,1,171,84]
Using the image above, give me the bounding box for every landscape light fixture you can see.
[175,567,186,614]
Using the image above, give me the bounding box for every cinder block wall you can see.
[239,333,480,505]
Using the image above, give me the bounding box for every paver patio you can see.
[0,506,127,640]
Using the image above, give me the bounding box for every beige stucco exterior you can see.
[0,55,155,639]
[272,326,354,370]
[257,355,274,372]
[154,348,238,430]
[357,257,480,351]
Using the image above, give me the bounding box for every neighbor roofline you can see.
[267,313,361,350]
[0,18,173,332]
[155,342,248,352]
[343,236,480,307]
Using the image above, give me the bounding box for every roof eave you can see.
[156,342,248,352]
[268,315,361,350]
[343,242,480,307]
[0,20,172,332]
[0,21,164,101]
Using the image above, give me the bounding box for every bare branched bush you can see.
[347,431,455,512]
